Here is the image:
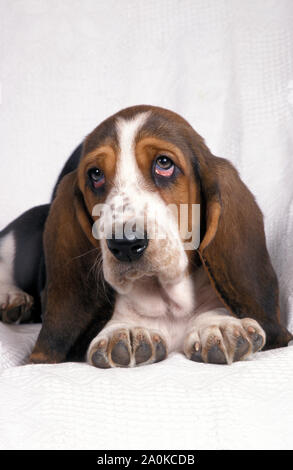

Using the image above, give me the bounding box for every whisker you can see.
[95,257,113,306]
[85,250,113,307]
[72,247,99,261]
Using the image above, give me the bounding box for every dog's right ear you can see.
[30,171,114,364]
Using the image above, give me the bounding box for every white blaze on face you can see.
[100,111,188,293]
[115,112,150,189]
[107,112,152,238]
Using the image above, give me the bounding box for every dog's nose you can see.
[106,234,148,262]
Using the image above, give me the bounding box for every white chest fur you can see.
[111,267,222,351]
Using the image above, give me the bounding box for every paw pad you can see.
[184,316,266,365]
[0,291,33,324]
[89,327,167,368]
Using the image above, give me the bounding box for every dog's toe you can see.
[110,330,131,367]
[152,334,167,363]
[90,339,111,369]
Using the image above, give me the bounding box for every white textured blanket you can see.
[0,0,293,450]
[0,323,293,450]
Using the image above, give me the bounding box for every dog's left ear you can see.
[191,136,292,348]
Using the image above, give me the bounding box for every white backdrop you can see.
[0,0,293,450]
[1,0,293,328]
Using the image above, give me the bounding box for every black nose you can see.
[106,234,148,262]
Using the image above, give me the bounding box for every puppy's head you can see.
[77,105,201,293]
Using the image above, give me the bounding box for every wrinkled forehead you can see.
[82,106,194,160]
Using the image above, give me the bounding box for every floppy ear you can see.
[195,143,292,349]
[30,171,114,363]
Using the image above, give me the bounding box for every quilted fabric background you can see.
[0,0,293,449]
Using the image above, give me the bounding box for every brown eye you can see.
[155,155,175,177]
[88,167,105,189]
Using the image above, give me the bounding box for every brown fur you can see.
[30,105,292,363]
[30,172,114,363]
[194,144,292,348]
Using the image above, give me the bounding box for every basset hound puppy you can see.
[0,105,292,367]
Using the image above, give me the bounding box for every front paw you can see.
[184,316,266,365]
[0,288,33,323]
[87,327,167,368]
